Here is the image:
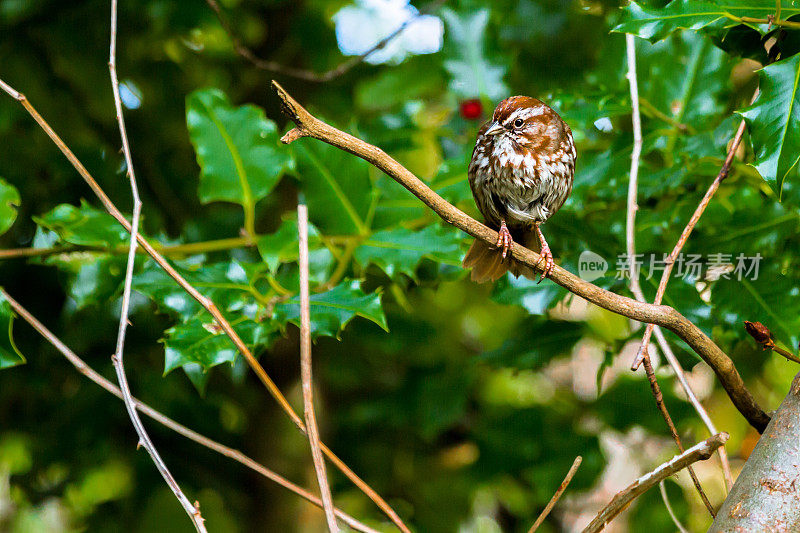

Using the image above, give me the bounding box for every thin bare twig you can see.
[659,481,690,533]
[205,0,445,83]
[641,356,715,516]
[109,3,206,530]
[0,237,255,260]
[271,80,769,433]
[654,327,735,490]
[631,89,759,372]
[0,80,410,533]
[624,34,718,515]
[299,203,339,532]
[528,456,582,533]
[582,433,729,533]
[625,33,644,302]
[0,289,379,533]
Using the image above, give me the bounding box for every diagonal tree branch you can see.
[582,433,729,533]
[109,2,206,530]
[298,202,339,532]
[271,80,770,433]
[0,79,410,533]
[0,288,380,533]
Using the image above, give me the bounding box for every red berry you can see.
[460,99,483,120]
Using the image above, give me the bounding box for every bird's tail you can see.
[462,235,539,283]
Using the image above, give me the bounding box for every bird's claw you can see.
[536,244,554,284]
[496,222,513,259]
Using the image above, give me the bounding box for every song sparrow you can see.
[463,96,575,283]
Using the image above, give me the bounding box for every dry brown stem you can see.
[298,203,339,532]
[528,456,582,533]
[109,2,206,529]
[623,34,723,511]
[631,90,758,373]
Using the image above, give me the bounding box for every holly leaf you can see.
[441,8,509,101]
[275,281,388,338]
[738,53,800,196]
[186,88,294,210]
[34,201,129,247]
[163,314,278,394]
[134,259,267,321]
[614,0,800,43]
[354,225,463,280]
[44,254,128,309]
[294,139,374,235]
[0,291,25,370]
[0,179,20,237]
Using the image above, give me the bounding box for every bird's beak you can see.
[484,121,504,136]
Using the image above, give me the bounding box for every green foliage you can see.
[0,292,24,370]
[187,88,294,228]
[739,53,800,195]
[0,179,20,237]
[46,254,127,309]
[3,0,800,531]
[275,281,388,337]
[442,8,509,101]
[163,315,278,393]
[615,0,800,43]
[354,225,463,280]
[481,318,583,369]
[134,259,266,321]
[293,139,374,235]
[34,202,129,247]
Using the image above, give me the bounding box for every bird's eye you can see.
[514,118,524,127]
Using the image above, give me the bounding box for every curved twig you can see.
[583,433,729,533]
[109,2,206,530]
[631,88,760,373]
[659,481,690,533]
[271,80,770,433]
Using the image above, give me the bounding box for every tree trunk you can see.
[709,371,800,532]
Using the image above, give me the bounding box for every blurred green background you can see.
[1,0,799,531]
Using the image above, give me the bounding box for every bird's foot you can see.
[536,244,554,283]
[535,224,554,283]
[496,221,513,259]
